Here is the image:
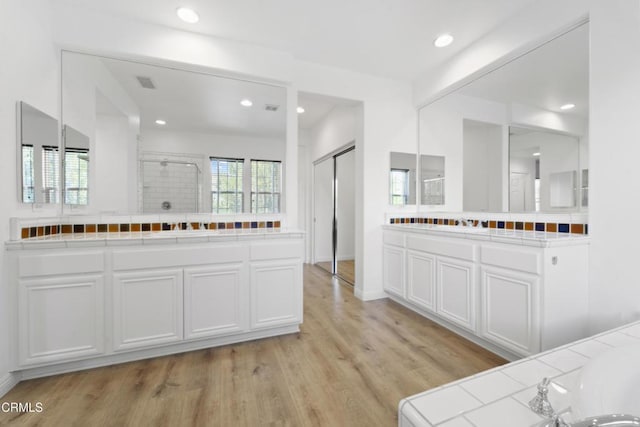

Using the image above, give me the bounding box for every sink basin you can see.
[571,344,640,419]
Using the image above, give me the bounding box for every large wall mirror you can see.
[61,51,287,214]
[418,22,588,213]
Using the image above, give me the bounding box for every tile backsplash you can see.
[11,214,284,241]
[388,213,588,234]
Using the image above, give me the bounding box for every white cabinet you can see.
[480,266,540,356]
[18,275,104,366]
[250,260,302,329]
[436,257,476,332]
[382,227,588,359]
[383,245,405,298]
[406,250,436,312]
[184,264,247,339]
[113,269,184,351]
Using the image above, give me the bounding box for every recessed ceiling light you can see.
[297,106,305,114]
[533,152,541,156]
[560,103,576,110]
[240,99,253,107]
[176,7,199,23]
[155,119,167,125]
[434,33,454,48]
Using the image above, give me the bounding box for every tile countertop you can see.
[383,224,590,248]
[5,228,305,250]
[399,320,640,427]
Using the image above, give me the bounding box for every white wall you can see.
[0,0,59,394]
[414,0,640,334]
[589,0,640,332]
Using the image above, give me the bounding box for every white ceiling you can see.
[297,92,360,130]
[57,0,538,80]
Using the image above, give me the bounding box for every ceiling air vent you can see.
[265,104,280,112]
[136,76,156,89]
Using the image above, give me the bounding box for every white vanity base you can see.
[17,325,298,381]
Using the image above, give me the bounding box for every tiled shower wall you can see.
[140,153,202,213]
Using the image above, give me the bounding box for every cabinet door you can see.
[250,260,302,329]
[113,269,183,351]
[436,257,476,331]
[19,275,104,366]
[480,266,540,356]
[383,245,405,298]
[184,264,247,340]
[407,250,436,312]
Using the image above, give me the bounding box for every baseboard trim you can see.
[0,372,20,398]
[16,325,300,381]
[354,287,387,301]
[386,294,520,361]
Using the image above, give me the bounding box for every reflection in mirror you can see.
[61,51,286,215]
[18,102,59,204]
[63,125,90,205]
[420,155,445,205]
[419,22,588,213]
[509,126,579,212]
[389,152,416,205]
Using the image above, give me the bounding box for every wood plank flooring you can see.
[316,259,355,284]
[0,265,506,427]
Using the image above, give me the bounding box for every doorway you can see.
[313,146,356,285]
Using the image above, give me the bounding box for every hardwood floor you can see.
[316,259,355,284]
[0,265,506,427]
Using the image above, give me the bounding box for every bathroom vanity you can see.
[382,224,589,360]
[6,229,304,378]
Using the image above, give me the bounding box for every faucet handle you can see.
[529,378,555,418]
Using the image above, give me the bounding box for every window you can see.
[251,160,281,213]
[64,148,89,205]
[42,145,60,204]
[210,157,243,214]
[22,145,34,203]
[390,168,409,205]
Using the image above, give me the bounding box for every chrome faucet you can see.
[530,378,569,426]
[456,218,475,227]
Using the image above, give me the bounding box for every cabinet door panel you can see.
[436,257,475,331]
[383,245,405,298]
[184,264,247,339]
[407,250,436,312]
[480,266,540,356]
[250,261,302,329]
[113,269,183,351]
[19,275,104,366]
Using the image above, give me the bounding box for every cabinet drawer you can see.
[383,231,405,247]
[407,235,475,261]
[250,240,303,261]
[480,245,540,274]
[112,245,246,270]
[19,252,104,278]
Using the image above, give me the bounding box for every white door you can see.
[19,275,105,366]
[436,257,476,331]
[184,264,247,339]
[480,266,540,356]
[407,250,436,312]
[313,158,334,266]
[113,269,183,351]
[250,260,302,329]
[509,172,527,212]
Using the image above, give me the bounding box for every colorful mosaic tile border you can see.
[389,217,588,234]
[21,221,282,239]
